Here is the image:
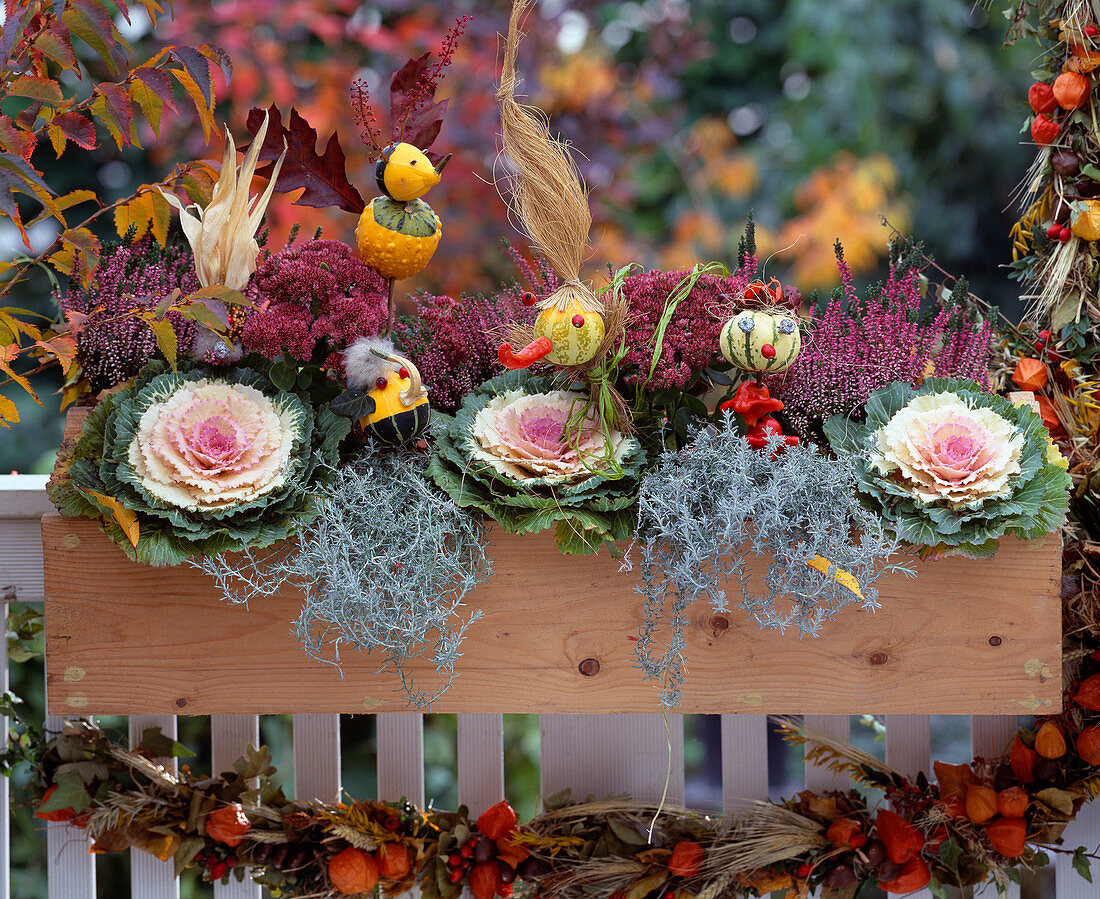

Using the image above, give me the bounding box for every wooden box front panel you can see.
[43,512,1062,716]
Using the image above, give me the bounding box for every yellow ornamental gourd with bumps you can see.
[356,142,448,280]
[533,296,606,366]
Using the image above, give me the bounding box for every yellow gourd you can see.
[719,309,801,373]
[532,296,605,366]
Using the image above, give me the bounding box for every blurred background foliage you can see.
[4,0,1034,474]
[6,1,1039,895]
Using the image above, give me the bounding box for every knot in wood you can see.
[578,658,600,677]
[988,635,1002,647]
[709,615,730,632]
[869,651,888,666]
[175,697,188,708]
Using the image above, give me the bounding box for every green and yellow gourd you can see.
[358,353,431,444]
[719,309,801,373]
[356,143,448,280]
[532,295,605,366]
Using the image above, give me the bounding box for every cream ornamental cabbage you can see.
[50,365,350,566]
[159,112,287,291]
[824,378,1072,559]
[870,392,1024,507]
[470,388,632,484]
[130,380,296,511]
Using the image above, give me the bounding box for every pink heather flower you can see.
[58,237,199,391]
[396,250,546,412]
[242,239,387,363]
[470,388,632,483]
[766,245,992,443]
[129,380,296,510]
[872,392,1023,507]
[619,258,760,391]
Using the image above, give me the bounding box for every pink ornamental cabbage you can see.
[130,380,296,511]
[871,392,1023,507]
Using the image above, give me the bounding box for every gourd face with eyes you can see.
[719,309,801,373]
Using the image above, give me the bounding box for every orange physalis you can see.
[205,803,251,847]
[1010,357,1048,392]
[875,809,924,864]
[668,840,705,877]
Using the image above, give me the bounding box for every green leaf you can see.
[141,727,196,759]
[928,876,949,899]
[186,285,252,307]
[39,770,91,813]
[1073,846,1093,883]
[330,389,374,420]
[268,360,296,392]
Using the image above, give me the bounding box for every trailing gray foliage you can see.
[633,419,910,706]
[198,450,491,708]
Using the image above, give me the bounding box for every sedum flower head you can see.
[160,112,286,290]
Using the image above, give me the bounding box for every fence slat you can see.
[0,475,51,604]
[129,716,180,899]
[457,714,504,817]
[1,598,9,899]
[720,715,768,811]
[804,715,849,792]
[971,716,1020,899]
[44,715,95,899]
[886,716,933,899]
[540,714,684,805]
[293,714,341,803]
[212,715,261,899]
[1054,795,1100,897]
[377,714,425,807]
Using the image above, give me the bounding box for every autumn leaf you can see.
[130,67,176,135]
[114,192,155,240]
[0,116,36,160]
[148,318,178,369]
[170,68,216,141]
[7,74,64,104]
[35,335,79,375]
[0,393,18,427]
[91,82,136,149]
[85,490,141,549]
[244,103,365,213]
[52,112,98,150]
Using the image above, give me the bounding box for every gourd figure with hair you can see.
[494,0,631,460]
[717,277,805,455]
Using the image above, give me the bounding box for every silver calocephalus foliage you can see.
[633,419,911,706]
[198,449,491,708]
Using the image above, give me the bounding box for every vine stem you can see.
[385,277,397,336]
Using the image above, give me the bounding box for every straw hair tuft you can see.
[498,0,602,314]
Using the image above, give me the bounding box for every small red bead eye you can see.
[760,344,776,359]
[375,376,388,389]
[572,314,585,327]
[522,292,536,306]
[398,366,409,379]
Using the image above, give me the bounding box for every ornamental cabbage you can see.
[50,364,349,566]
[824,378,1071,558]
[427,370,645,555]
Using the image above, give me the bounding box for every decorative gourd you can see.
[355,196,442,280]
[532,296,606,366]
[358,353,431,444]
[719,309,801,373]
[328,846,379,895]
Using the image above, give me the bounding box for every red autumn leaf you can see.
[0,116,35,160]
[244,103,365,214]
[169,46,215,107]
[875,808,924,864]
[389,52,448,153]
[7,74,63,103]
[37,20,78,70]
[52,112,97,150]
[390,53,432,130]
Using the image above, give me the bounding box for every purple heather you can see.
[57,237,199,391]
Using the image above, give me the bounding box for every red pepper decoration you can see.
[745,417,800,456]
[720,381,784,427]
[497,338,553,370]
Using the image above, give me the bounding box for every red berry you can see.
[796,862,813,879]
[449,868,464,884]
[460,846,474,858]
[1039,329,1051,340]
[760,343,776,359]
[226,856,238,868]
[571,313,585,327]
[522,292,536,307]
[1047,223,1063,238]
[384,816,399,831]
[398,366,409,379]
[1060,227,1072,242]
[1087,24,1099,36]
[376,376,388,389]
[448,855,463,867]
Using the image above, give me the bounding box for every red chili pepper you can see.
[745,417,800,457]
[497,338,552,370]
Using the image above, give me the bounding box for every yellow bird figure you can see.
[376,142,450,201]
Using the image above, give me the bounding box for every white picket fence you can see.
[2,474,1099,898]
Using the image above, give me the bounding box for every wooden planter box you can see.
[43,509,1062,716]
